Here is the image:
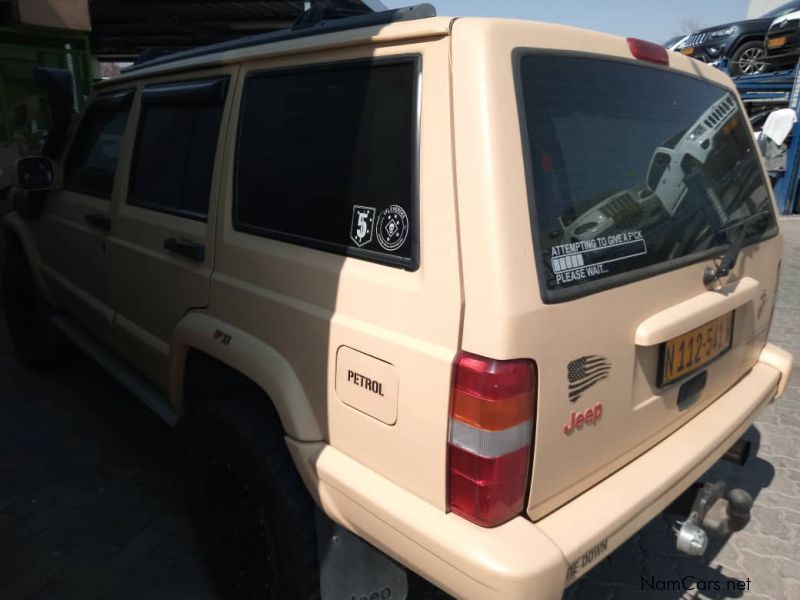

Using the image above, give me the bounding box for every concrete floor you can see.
[0,221,799,600]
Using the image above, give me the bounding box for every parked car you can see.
[560,92,741,243]
[2,5,793,599]
[664,34,689,50]
[765,9,800,70]
[678,0,800,75]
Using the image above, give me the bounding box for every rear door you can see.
[106,68,237,387]
[516,53,780,521]
[451,20,782,521]
[36,88,133,342]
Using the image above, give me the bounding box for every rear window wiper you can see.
[703,209,772,285]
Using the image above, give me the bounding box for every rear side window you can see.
[128,78,228,220]
[235,58,419,269]
[517,54,776,302]
[63,91,132,199]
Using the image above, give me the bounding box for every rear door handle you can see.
[164,238,205,261]
[84,213,111,232]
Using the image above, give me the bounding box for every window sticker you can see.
[519,55,776,301]
[550,231,647,285]
[376,205,409,252]
[235,60,418,268]
[350,205,376,247]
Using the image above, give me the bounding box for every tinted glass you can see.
[128,87,225,218]
[236,59,417,267]
[63,104,129,198]
[519,55,776,301]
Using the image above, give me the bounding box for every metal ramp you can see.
[733,63,800,214]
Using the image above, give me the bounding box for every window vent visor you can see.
[142,77,229,104]
[447,352,536,527]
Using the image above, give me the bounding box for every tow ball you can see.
[673,480,754,556]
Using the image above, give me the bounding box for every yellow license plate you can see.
[681,47,695,56]
[768,36,787,49]
[659,312,734,386]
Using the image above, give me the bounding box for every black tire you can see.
[2,240,60,368]
[729,41,769,76]
[181,394,319,600]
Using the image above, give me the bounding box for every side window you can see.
[63,91,132,199]
[235,58,419,269]
[128,77,228,220]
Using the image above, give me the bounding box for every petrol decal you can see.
[563,402,603,435]
[376,205,409,252]
[336,346,399,425]
[350,205,376,247]
[566,538,609,581]
[347,369,384,397]
[567,355,611,402]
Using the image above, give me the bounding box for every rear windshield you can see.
[517,54,777,302]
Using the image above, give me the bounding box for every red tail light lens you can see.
[447,352,537,527]
[627,38,670,66]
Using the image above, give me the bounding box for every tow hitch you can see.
[673,480,754,556]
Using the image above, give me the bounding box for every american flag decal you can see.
[567,355,611,402]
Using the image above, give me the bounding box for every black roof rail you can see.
[123,3,437,74]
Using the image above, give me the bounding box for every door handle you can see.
[164,237,205,261]
[84,213,111,232]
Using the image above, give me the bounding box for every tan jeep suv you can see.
[2,5,794,599]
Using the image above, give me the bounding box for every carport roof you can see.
[89,0,385,57]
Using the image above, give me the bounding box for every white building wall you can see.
[747,0,788,18]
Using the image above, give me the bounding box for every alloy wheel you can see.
[739,47,768,75]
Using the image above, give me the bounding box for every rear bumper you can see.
[288,345,791,599]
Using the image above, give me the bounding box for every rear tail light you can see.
[627,37,670,66]
[447,352,537,527]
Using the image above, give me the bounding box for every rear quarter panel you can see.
[207,33,462,510]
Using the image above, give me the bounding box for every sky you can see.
[383,0,750,45]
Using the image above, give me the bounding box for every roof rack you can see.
[123,3,437,74]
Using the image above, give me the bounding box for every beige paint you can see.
[170,311,324,440]
[758,342,793,398]
[286,351,781,597]
[447,18,788,521]
[3,14,794,597]
[634,276,760,345]
[27,96,136,346]
[335,346,399,425]
[104,65,240,389]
